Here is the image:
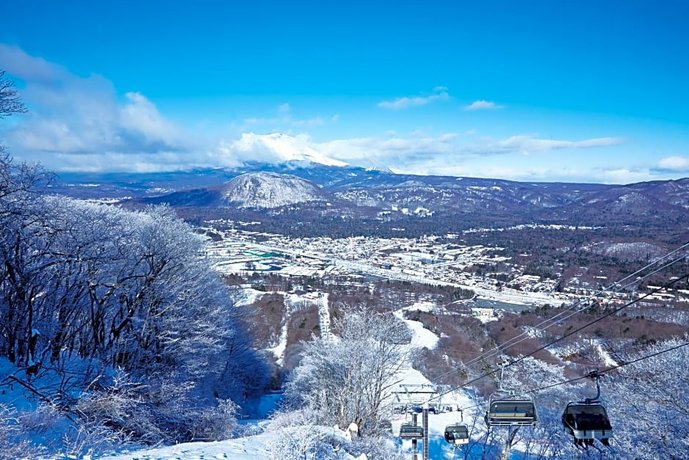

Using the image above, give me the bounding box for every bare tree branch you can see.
[0,70,26,118]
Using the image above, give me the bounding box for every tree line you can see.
[0,72,269,455]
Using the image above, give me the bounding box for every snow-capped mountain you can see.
[231,133,348,167]
[220,172,326,208]
[54,164,689,230]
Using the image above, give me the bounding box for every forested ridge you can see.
[0,70,272,456]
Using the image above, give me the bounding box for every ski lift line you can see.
[505,271,689,371]
[453,247,689,375]
[431,272,689,404]
[612,240,689,289]
[427,339,689,417]
[423,271,689,405]
[486,249,689,358]
[615,253,689,293]
[405,239,689,398]
[426,249,689,388]
[523,339,689,396]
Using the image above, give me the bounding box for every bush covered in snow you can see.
[0,156,269,455]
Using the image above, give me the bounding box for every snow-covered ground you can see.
[94,300,493,460]
[267,321,288,365]
[230,287,265,307]
[101,432,275,460]
[101,427,367,460]
[267,291,330,364]
[394,301,440,351]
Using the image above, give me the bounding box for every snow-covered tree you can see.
[604,337,689,459]
[0,171,270,447]
[0,402,45,458]
[285,307,411,435]
[0,70,26,120]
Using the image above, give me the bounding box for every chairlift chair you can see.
[562,371,612,446]
[399,422,424,439]
[484,360,538,427]
[444,408,470,445]
[562,402,612,446]
[485,395,538,426]
[444,424,470,445]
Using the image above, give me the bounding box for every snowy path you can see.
[318,292,332,340]
[101,433,272,460]
[394,301,440,351]
[388,302,489,459]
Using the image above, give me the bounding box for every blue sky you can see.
[1,0,688,183]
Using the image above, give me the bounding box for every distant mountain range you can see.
[49,161,689,231]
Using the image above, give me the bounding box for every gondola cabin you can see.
[485,398,538,426]
[399,422,424,439]
[444,424,469,445]
[562,402,612,446]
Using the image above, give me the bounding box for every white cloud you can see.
[489,135,623,155]
[411,164,654,185]
[217,132,347,167]
[1,44,203,172]
[657,155,689,171]
[243,104,328,128]
[464,100,501,111]
[120,92,182,145]
[0,44,70,82]
[598,168,654,184]
[320,132,458,167]
[212,131,627,178]
[212,132,458,171]
[378,86,450,110]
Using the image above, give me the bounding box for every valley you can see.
[3,6,689,457]
[4,164,689,459]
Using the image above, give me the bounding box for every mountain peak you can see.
[233,133,348,168]
[220,172,325,208]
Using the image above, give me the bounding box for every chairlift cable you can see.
[523,338,689,396]
[467,249,689,365]
[612,240,689,289]
[427,245,689,385]
[473,249,688,362]
[423,271,689,404]
[492,252,689,362]
[434,338,689,415]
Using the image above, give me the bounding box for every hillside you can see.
[55,166,689,229]
[220,172,326,208]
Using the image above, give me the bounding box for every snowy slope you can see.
[101,305,480,460]
[101,432,274,460]
[220,172,325,208]
[100,427,365,460]
[394,302,440,351]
